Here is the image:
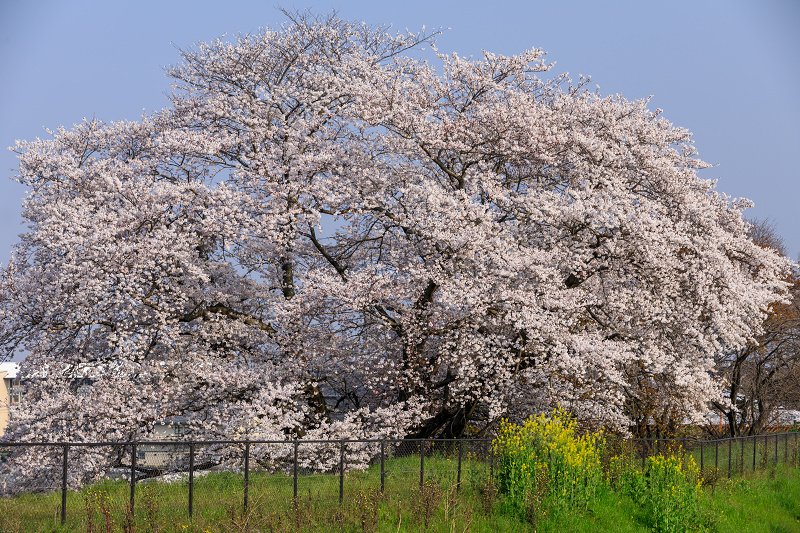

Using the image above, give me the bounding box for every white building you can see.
[0,362,20,437]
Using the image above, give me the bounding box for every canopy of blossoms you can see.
[0,12,791,489]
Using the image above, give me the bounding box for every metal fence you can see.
[0,437,494,525]
[625,431,800,479]
[0,432,797,526]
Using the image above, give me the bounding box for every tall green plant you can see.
[622,451,707,533]
[493,409,605,517]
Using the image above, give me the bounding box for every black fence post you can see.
[641,440,646,471]
[774,434,778,467]
[293,440,298,503]
[130,442,137,516]
[339,440,345,504]
[728,438,732,478]
[419,440,425,490]
[715,440,719,472]
[456,440,463,493]
[61,444,68,525]
[243,441,250,513]
[740,438,744,474]
[753,435,757,471]
[700,442,704,471]
[784,433,788,464]
[188,442,195,518]
[380,440,385,494]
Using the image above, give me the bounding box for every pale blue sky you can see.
[1,0,799,263]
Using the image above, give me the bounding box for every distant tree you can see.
[709,219,800,438]
[780,361,800,412]
[0,11,791,490]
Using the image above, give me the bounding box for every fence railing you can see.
[0,432,797,525]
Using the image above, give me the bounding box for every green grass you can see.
[705,468,800,533]
[0,452,798,532]
[0,453,494,532]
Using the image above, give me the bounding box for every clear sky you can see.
[1,0,799,265]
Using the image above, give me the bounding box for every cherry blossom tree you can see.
[0,11,792,489]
